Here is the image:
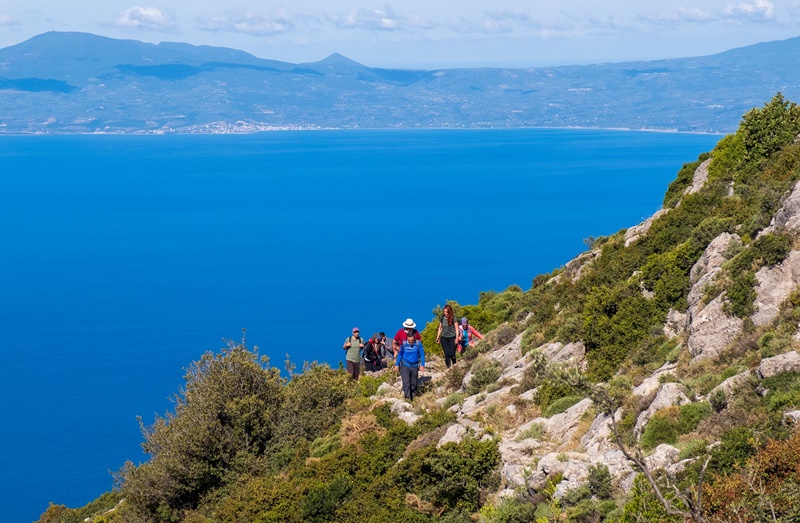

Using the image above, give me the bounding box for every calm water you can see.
[0,129,720,522]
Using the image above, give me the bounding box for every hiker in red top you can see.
[393,318,421,356]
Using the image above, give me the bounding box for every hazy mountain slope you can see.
[2,31,800,134]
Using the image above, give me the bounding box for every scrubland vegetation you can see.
[40,94,800,522]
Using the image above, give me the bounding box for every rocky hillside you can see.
[40,95,800,523]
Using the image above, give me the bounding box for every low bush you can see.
[543,395,583,417]
[466,358,503,396]
[640,402,712,449]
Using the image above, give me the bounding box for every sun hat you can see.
[402,318,416,329]
[461,317,468,325]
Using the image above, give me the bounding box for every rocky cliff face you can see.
[368,154,800,504]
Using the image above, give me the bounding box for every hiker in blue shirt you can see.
[395,331,425,400]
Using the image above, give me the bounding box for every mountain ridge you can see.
[2,31,800,134]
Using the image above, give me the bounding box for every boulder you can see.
[499,354,534,383]
[625,209,668,247]
[708,370,753,401]
[753,250,800,327]
[664,309,688,339]
[687,294,743,362]
[689,232,741,287]
[783,410,800,424]
[644,444,680,471]
[487,333,523,368]
[757,351,800,379]
[761,180,800,235]
[437,423,468,448]
[580,411,618,455]
[634,383,691,437]
[542,341,586,366]
[534,398,594,445]
[683,158,711,196]
[633,362,678,398]
[498,438,542,488]
[564,250,601,282]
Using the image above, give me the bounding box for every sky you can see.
[0,0,799,69]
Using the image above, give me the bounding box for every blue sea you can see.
[0,129,720,522]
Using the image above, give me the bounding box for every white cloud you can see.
[640,6,715,25]
[724,0,775,21]
[112,6,176,31]
[0,14,17,26]
[198,9,298,36]
[327,6,431,32]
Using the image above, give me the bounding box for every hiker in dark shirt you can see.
[363,333,384,372]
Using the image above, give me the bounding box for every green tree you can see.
[118,339,285,522]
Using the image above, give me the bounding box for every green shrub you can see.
[466,359,503,395]
[309,434,342,458]
[535,376,581,412]
[543,395,583,417]
[482,497,538,523]
[759,331,795,358]
[762,371,800,411]
[119,342,286,522]
[392,437,501,513]
[709,427,757,474]
[678,438,708,460]
[640,402,712,449]
[515,422,545,442]
[588,463,613,500]
[443,392,466,409]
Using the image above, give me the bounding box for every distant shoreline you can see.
[0,125,726,137]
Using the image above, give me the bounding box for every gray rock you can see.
[687,232,741,322]
[633,362,678,398]
[644,444,680,471]
[634,383,691,437]
[689,232,741,286]
[498,438,542,488]
[499,354,534,383]
[664,309,688,339]
[487,334,523,368]
[564,250,601,282]
[753,250,800,327]
[687,294,743,362]
[580,411,618,455]
[783,410,800,424]
[542,341,586,366]
[376,381,398,397]
[708,370,753,401]
[437,423,467,448]
[757,350,800,379]
[382,397,421,425]
[536,452,592,484]
[761,180,800,235]
[683,158,711,196]
[540,398,594,445]
[625,209,669,247]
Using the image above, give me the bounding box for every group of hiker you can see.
[343,312,483,401]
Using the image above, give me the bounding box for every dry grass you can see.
[560,407,597,452]
[339,412,386,448]
[403,424,452,459]
[405,493,443,516]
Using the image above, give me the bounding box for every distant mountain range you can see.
[1,31,799,134]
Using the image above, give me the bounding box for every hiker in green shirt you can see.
[343,327,365,380]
